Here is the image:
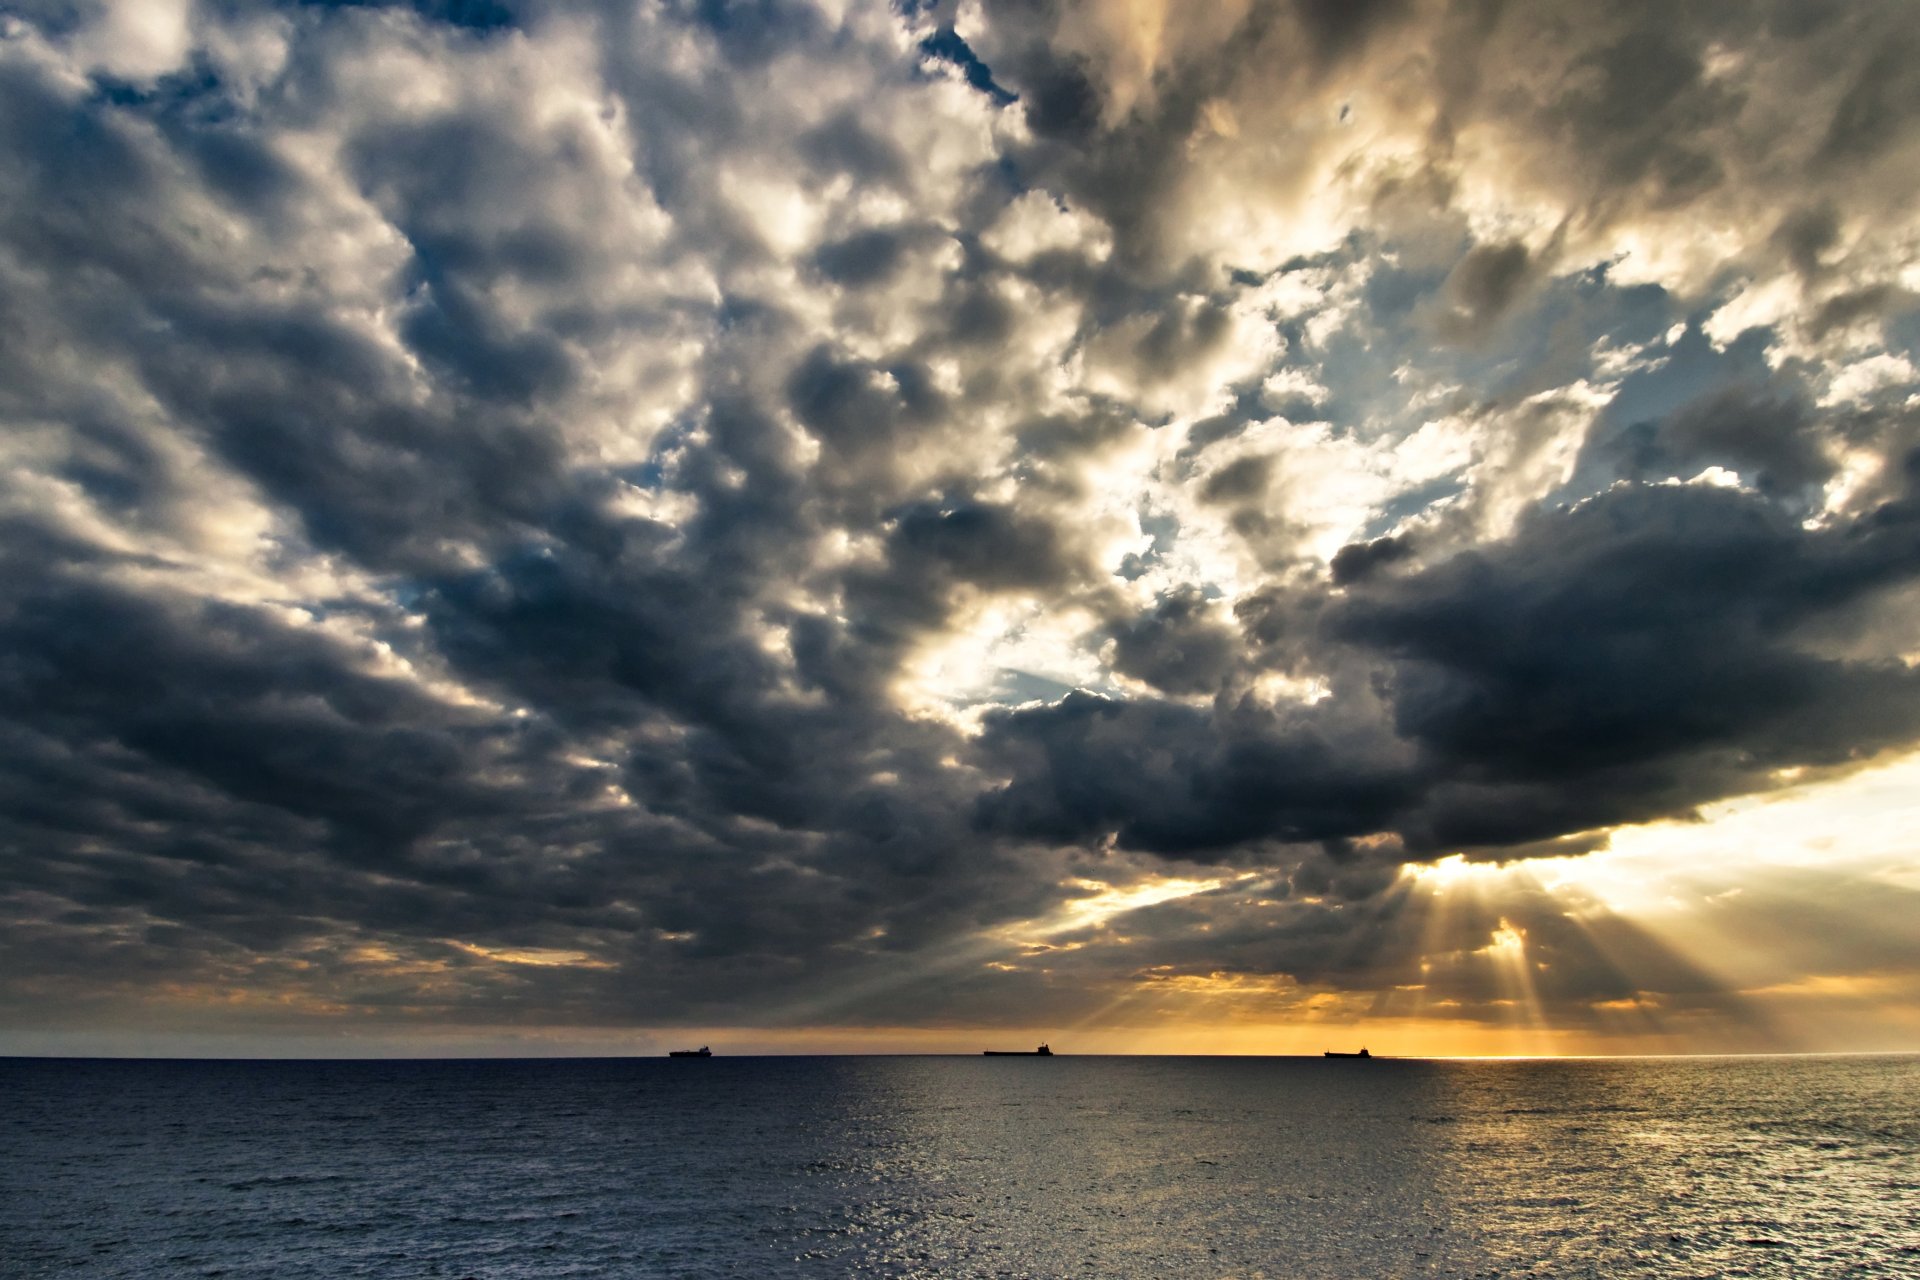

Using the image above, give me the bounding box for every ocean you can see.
[3,1054,1916,1277]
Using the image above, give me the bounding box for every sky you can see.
[2,0,1919,1059]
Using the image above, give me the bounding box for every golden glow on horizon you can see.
[24,753,1911,1060]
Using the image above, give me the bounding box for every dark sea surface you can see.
[3,1054,1917,1278]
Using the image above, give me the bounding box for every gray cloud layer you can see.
[2,0,1918,1045]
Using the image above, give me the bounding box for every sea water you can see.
[3,1054,1916,1277]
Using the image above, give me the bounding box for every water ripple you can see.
[1,1054,1915,1278]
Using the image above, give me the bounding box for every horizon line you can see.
[5,1048,1917,1063]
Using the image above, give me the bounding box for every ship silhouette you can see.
[983,1043,1053,1056]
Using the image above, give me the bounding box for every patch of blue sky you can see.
[1295,247,1700,455]
[1881,302,1920,362]
[1599,322,1775,435]
[1362,475,1470,543]
[294,0,517,32]
[988,667,1083,708]
[918,28,1018,107]
[616,414,706,493]
[89,65,233,115]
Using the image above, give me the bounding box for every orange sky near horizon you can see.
[11,751,1918,1061]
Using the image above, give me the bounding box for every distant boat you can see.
[1324,1048,1371,1059]
[668,1046,712,1058]
[983,1043,1054,1056]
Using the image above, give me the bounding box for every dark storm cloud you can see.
[978,470,1920,858]
[975,690,1421,858]
[1103,586,1239,696]
[1328,534,1414,586]
[0,23,621,574]
[1,588,481,853]
[886,497,1077,595]
[0,567,610,993]
[1337,477,1920,849]
[785,344,947,474]
[3,0,1919,1049]
[0,0,1061,1031]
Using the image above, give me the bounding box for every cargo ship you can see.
[667,1046,712,1058]
[1324,1048,1371,1059]
[983,1043,1053,1056]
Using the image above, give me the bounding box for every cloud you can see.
[980,470,1920,858]
[1,0,1918,1050]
